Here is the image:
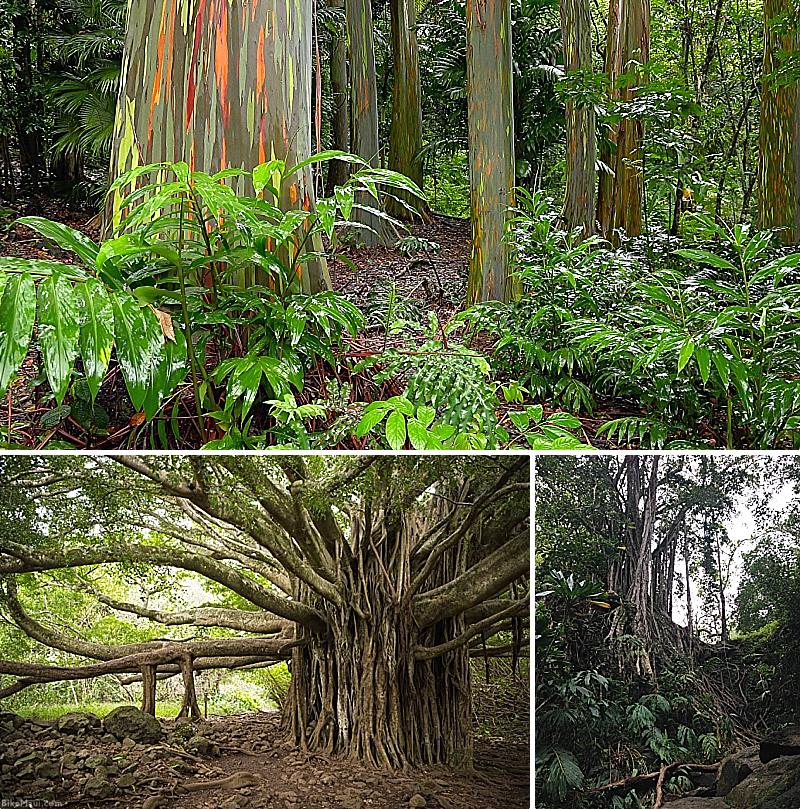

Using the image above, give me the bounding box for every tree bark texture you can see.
[466,0,517,303]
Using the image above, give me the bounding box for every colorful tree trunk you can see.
[346,0,387,245]
[388,0,425,218]
[559,0,597,236]
[466,0,516,304]
[326,0,351,193]
[596,0,650,243]
[759,0,800,244]
[107,0,329,291]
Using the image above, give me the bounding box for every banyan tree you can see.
[0,455,530,769]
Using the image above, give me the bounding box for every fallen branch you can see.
[588,762,721,795]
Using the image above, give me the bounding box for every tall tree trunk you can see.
[346,0,388,245]
[388,0,426,219]
[758,0,800,244]
[107,0,330,291]
[559,0,596,236]
[596,0,650,243]
[284,502,473,769]
[465,0,517,303]
[326,0,351,193]
[12,6,45,189]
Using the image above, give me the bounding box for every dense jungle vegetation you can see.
[535,454,800,809]
[0,0,799,449]
[0,455,530,807]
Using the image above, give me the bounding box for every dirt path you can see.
[0,709,528,809]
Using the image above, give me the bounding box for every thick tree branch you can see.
[413,532,530,628]
[0,540,325,630]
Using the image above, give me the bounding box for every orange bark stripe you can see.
[186,0,208,130]
[214,0,230,126]
[148,0,171,144]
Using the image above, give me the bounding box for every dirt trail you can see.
[0,709,529,809]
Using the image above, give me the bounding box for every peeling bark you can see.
[107,0,329,290]
[466,0,516,303]
[758,0,800,243]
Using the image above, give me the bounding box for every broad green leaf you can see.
[695,345,711,385]
[677,339,695,372]
[142,327,187,420]
[407,418,431,449]
[77,279,114,402]
[711,352,730,389]
[355,407,386,437]
[673,248,737,273]
[416,405,436,428]
[385,410,407,450]
[112,293,164,411]
[0,257,89,281]
[0,273,36,399]
[38,273,80,406]
[17,217,99,268]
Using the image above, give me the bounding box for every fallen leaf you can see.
[154,309,176,342]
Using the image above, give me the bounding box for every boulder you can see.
[103,707,163,744]
[408,796,427,808]
[760,725,800,763]
[661,800,726,808]
[717,745,761,796]
[186,735,211,755]
[56,713,101,735]
[726,754,800,808]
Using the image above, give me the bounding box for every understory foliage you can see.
[461,192,800,449]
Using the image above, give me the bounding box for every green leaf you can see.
[385,410,407,450]
[695,345,711,385]
[711,352,730,389]
[355,406,387,437]
[677,339,695,373]
[143,328,187,421]
[17,217,99,268]
[416,405,436,428]
[0,257,89,281]
[37,273,80,406]
[76,279,114,402]
[112,293,164,411]
[673,248,737,273]
[0,273,36,400]
[407,418,431,449]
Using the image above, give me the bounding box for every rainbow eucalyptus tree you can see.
[346,0,387,245]
[559,0,597,236]
[107,0,328,291]
[596,0,650,243]
[465,0,516,303]
[0,456,530,769]
[388,0,425,218]
[759,0,800,244]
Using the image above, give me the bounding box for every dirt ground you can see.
[0,709,530,809]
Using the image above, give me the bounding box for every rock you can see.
[661,800,727,809]
[717,745,761,796]
[187,735,211,755]
[121,737,137,750]
[142,798,166,809]
[409,795,427,808]
[35,761,59,779]
[103,707,163,744]
[84,775,116,799]
[56,712,101,735]
[726,754,800,808]
[761,725,800,763]
[117,772,137,788]
[60,752,78,770]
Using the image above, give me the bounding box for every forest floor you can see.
[0,192,623,448]
[0,708,530,809]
